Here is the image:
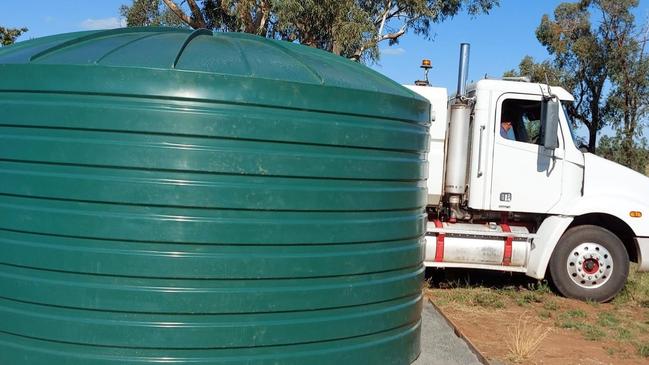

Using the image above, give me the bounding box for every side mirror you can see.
[541,98,560,149]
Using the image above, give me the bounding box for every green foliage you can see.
[202,0,267,33]
[504,56,564,85]
[593,1,649,175]
[123,0,499,63]
[120,0,185,27]
[597,133,649,174]
[536,1,619,152]
[508,1,649,173]
[0,26,28,46]
[270,0,376,60]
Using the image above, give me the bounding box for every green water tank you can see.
[0,27,430,364]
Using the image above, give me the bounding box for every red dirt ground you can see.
[427,291,649,365]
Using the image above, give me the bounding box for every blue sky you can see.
[374,0,585,89]
[2,0,649,138]
[5,0,648,90]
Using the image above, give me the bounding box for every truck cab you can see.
[466,80,582,215]
[405,45,649,302]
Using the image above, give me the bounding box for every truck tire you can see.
[549,225,629,302]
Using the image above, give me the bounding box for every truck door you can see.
[489,94,564,213]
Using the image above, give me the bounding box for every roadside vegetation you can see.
[425,266,649,364]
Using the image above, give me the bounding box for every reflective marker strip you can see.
[501,224,513,266]
[434,220,444,262]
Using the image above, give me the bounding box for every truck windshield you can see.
[561,102,580,148]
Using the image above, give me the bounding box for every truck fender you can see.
[567,194,649,237]
[526,215,574,279]
[566,195,649,272]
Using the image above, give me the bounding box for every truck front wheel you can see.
[549,225,629,302]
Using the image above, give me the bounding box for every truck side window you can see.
[500,99,543,145]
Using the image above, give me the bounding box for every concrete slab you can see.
[412,300,485,365]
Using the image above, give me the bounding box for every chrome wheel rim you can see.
[566,242,613,289]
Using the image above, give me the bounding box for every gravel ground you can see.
[412,300,485,365]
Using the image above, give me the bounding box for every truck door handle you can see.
[477,125,485,177]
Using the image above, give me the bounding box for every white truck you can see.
[406,44,649,302]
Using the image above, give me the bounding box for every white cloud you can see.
[80,17,126,30]
[381,47,406,56]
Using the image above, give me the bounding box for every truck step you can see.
[424,261,528,273]
[426,221,536,240]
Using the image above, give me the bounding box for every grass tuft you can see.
[528,281,552,294]
[638,343,649,358]
[582,324,606,341]
[542,300,559,311]
[516,292,543,306]
[565,309,587,318]
[585,298,600,308]
[473,292,505,309]
[506,314,552,363]
[616,328,632,341]
[538,310,552,319]
[613,268,649,306]
[598,312,620,327]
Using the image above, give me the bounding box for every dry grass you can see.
[506,313,553,363]
[427,267,649,363]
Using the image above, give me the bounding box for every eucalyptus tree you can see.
[508,0,647,159]
[120,0,499,62]
[0,26,27,46]
[120,0,186,27]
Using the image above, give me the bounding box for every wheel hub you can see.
[582,258,599,274]
[566,242,613,289]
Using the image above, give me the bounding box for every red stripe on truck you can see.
[434,220,444,262]
[501,224,513,266]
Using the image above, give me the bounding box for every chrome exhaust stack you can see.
[456,43,470,98]
[444,43,473,220]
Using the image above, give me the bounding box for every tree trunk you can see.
[588,127,597,153]
[162,0,204,29]
[588,98,600,153]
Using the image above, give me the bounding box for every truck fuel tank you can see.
[425,222,533,268]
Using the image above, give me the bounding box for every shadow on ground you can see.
[426,267,546,291]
